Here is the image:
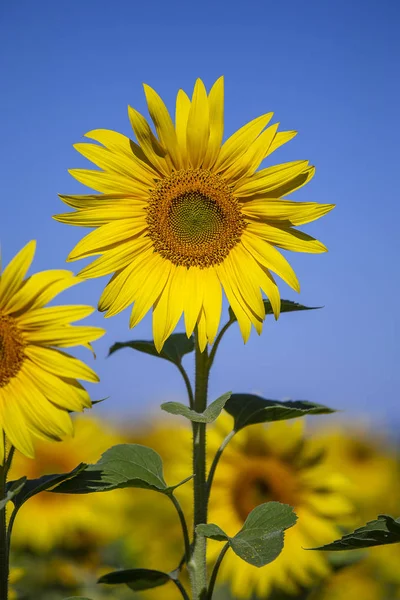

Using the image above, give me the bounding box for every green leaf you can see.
[108,333,194,366]
[197,502,297,567]
[0,477,27,510]
[311,515,400,551]
[52,444,191,495]
[7,465,87,510]
[98,568,172,591]
[229,299,321,323]
[161,392,231,423]
[225,394,335,432]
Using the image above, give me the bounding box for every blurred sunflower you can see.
[55,77,333,351]
[0,240,104,460]
[206,416,354,598]
[310,425,400,520]
[311,563,385,600]
[9,567,24,600]
[9,415,129,552]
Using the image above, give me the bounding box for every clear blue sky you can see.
[1,1,399,423]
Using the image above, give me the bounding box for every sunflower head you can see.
[56,77,334,351]
[0,241,104,461]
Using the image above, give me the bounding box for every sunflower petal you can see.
[0,240,36,309]
[128,106,170,175]
[242,199,335,226]
[152,267,186,352]
[144,84,182,169]
[247,222,328,253]
[186,79,210,169]
[175,89,191,167]
[266,130,297,157]
[202,268,223,344]
[202,76,224,169]
[25,346,99,382]
[129,254,172,329]
[18,305,95,328]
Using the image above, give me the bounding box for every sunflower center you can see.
[0,314,25,387]
[233,458,299,521]
[147,169,246,268]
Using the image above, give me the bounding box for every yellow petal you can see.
[128,106,170,175]
[57,193,144,210]
[186,78,210,169]
[5,270,78,314]
[242,199,335,226]
[196,309,208,352]
[247,221,328,253]
[68,169,149,196]
[54,202,145,227]
[226,247,265,320]
[241,231,300,292]
[85,128,159,183]
[77,236,153,279]
[25,325,104,348]
[175,89,191,167]
[223,123,280,182]
[215,261,252,342]
[182,267,204,338]
[18,305,95,327]
[201,268,222,344]
[25,345,99,382]
[265,130,297,157]
[144,84,182,169]
[152,267,186,352]
[129,254,172,329]
[0,240,36,309]
[214,113,273,173]
[0,386,35,457]
[234,160,309,197]
[202,76,224,169]
[67,218,147,261]
[73,143,152,188]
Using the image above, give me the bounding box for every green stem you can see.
[207,319,234,371]
[206,431,235,500]
[173,577,191,600]
[176,363,195,409]
[188,334,209,600]
[207,542,229,600]
[170,494,191,567]
[0,436,9,600]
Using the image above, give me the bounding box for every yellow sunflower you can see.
[206,416,354,598]
[9,415,130,552]
[55,77,333,351]
[0,241,104,460]
[311,563,385,600]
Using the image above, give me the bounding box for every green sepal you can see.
[310,515,400,551]
[229,299,321,324]
[161,392,231,423]
[197,502,297,567]
[108,333,194,365]
[7,464,87,510]
[98,568,174,591]
[225,394,335,431]
[0,477,27,510]
[51,444,192,496]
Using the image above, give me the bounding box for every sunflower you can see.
[55,77,333,351]
[206,416,354,598]
[311,563,386,600]
[0,240,104,461]
[9,415,130,552]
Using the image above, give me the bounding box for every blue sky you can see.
[1,1,399,424]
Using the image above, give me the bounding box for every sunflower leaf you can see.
[108,333,194,365]
[310,515,400,551]
[229,299,321,323]
[8,464,87,510]
[51,444,191,495]
[98,568,172,591]
[198,502,297,567]
[0,477,27,510]
[161,392,231,423]
[225,394,335,431]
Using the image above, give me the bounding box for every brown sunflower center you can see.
[147,169,245,268]
[0,314,25,387]
[232,458,299,521]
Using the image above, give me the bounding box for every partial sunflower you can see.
[207,417,354,598]
[0,241,104,461]
[55,77,334,351]
[9,415,130,552]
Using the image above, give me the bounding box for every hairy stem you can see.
[170,494,191,568]
[0,437,9,600]
[188,335,209,600]
[207,542,229,599]
[206,431,235,500]
[176,363,195,409]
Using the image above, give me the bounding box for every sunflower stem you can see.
[207,542,229,600]
[188,334,209,600]
[0,436,9,600]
